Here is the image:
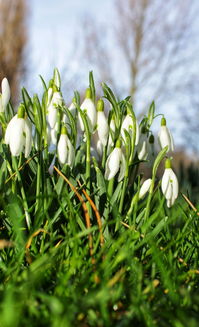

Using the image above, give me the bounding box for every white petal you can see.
[9,118,25,156]
[52,92,63,106]
[47,103,57,129]
[161,169,171,196]
[50,122,59,145]
[5,115,18,144]
[161,168,177,200]
[97,111,109,146]
[105,148,121,180]
[92,132,103,157]
[169,170,179,199]
[118,152,126,182]
[110,118,115,133]
[121,115,131,140]
[158,126,173,151]
[121,115,140,146]
[0,95,3,113]
[24,118,32,158]
[57,134,68,165]
[66,139,75,166]
[68,102,76,116]
[167,199,172,208]
[139,178,152,199]
[1,78,10,108]
[80,98,97,132]
[138,139,148,160]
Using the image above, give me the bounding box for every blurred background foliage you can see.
[0,0,27,104]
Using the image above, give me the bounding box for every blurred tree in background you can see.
[0,0,27,103]
[78,0,198,117]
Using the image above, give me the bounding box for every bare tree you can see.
[0,0,27,103]
[78,0,198,116]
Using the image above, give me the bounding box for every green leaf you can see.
[147,101,155,128]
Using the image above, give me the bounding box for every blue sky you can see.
[26,0,199,150]
[27,0,113,93]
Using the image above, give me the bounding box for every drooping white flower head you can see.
[105,139,126,181]
[158,117,174,152]
[5,105,32,157]
[161,159,178,208]
[47,122,59,153]
[79,88,97,133]
[47,90,63,129]
[57,126,75,166]
[121,111,140,146]
[139,178,152,199]
[0,77,11,112]
[96,99,109,146]
[137,127,148,160]
[92,99,109,157]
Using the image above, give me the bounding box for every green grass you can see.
[0,70,199,327]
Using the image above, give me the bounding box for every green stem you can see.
[35,151,42,214]
[119,175,128,214]
[85,134,91,193]
[12,156,31,230]
[144,178,155,221]
[107,178,114,199]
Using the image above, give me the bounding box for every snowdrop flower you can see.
[121,110,139,146]
[158,117,174,152]
[57,126,75,166]
[79,88,97,133]
[138,178,152,199]
[137,128,148,160]
[161,159,178,208]
[47,90,63,129]
[5,105,32,157]
[92,99,109,156]
[105,139,126,181]
[110,115,116,134]
[0,77,11,112]
[47,122,59,153]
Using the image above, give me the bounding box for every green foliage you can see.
[0,71,198,326]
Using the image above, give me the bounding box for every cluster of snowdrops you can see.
[0,70,178,211]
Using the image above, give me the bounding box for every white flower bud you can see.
[158,118,174,152]
[47,91,63,129]
[121,114,139,146]
[97,111,109,146]
[138,178,152,199]
[0,77,11,112]
[57,127,75,166]
[79,88,96,133]
[137,129,148,160]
